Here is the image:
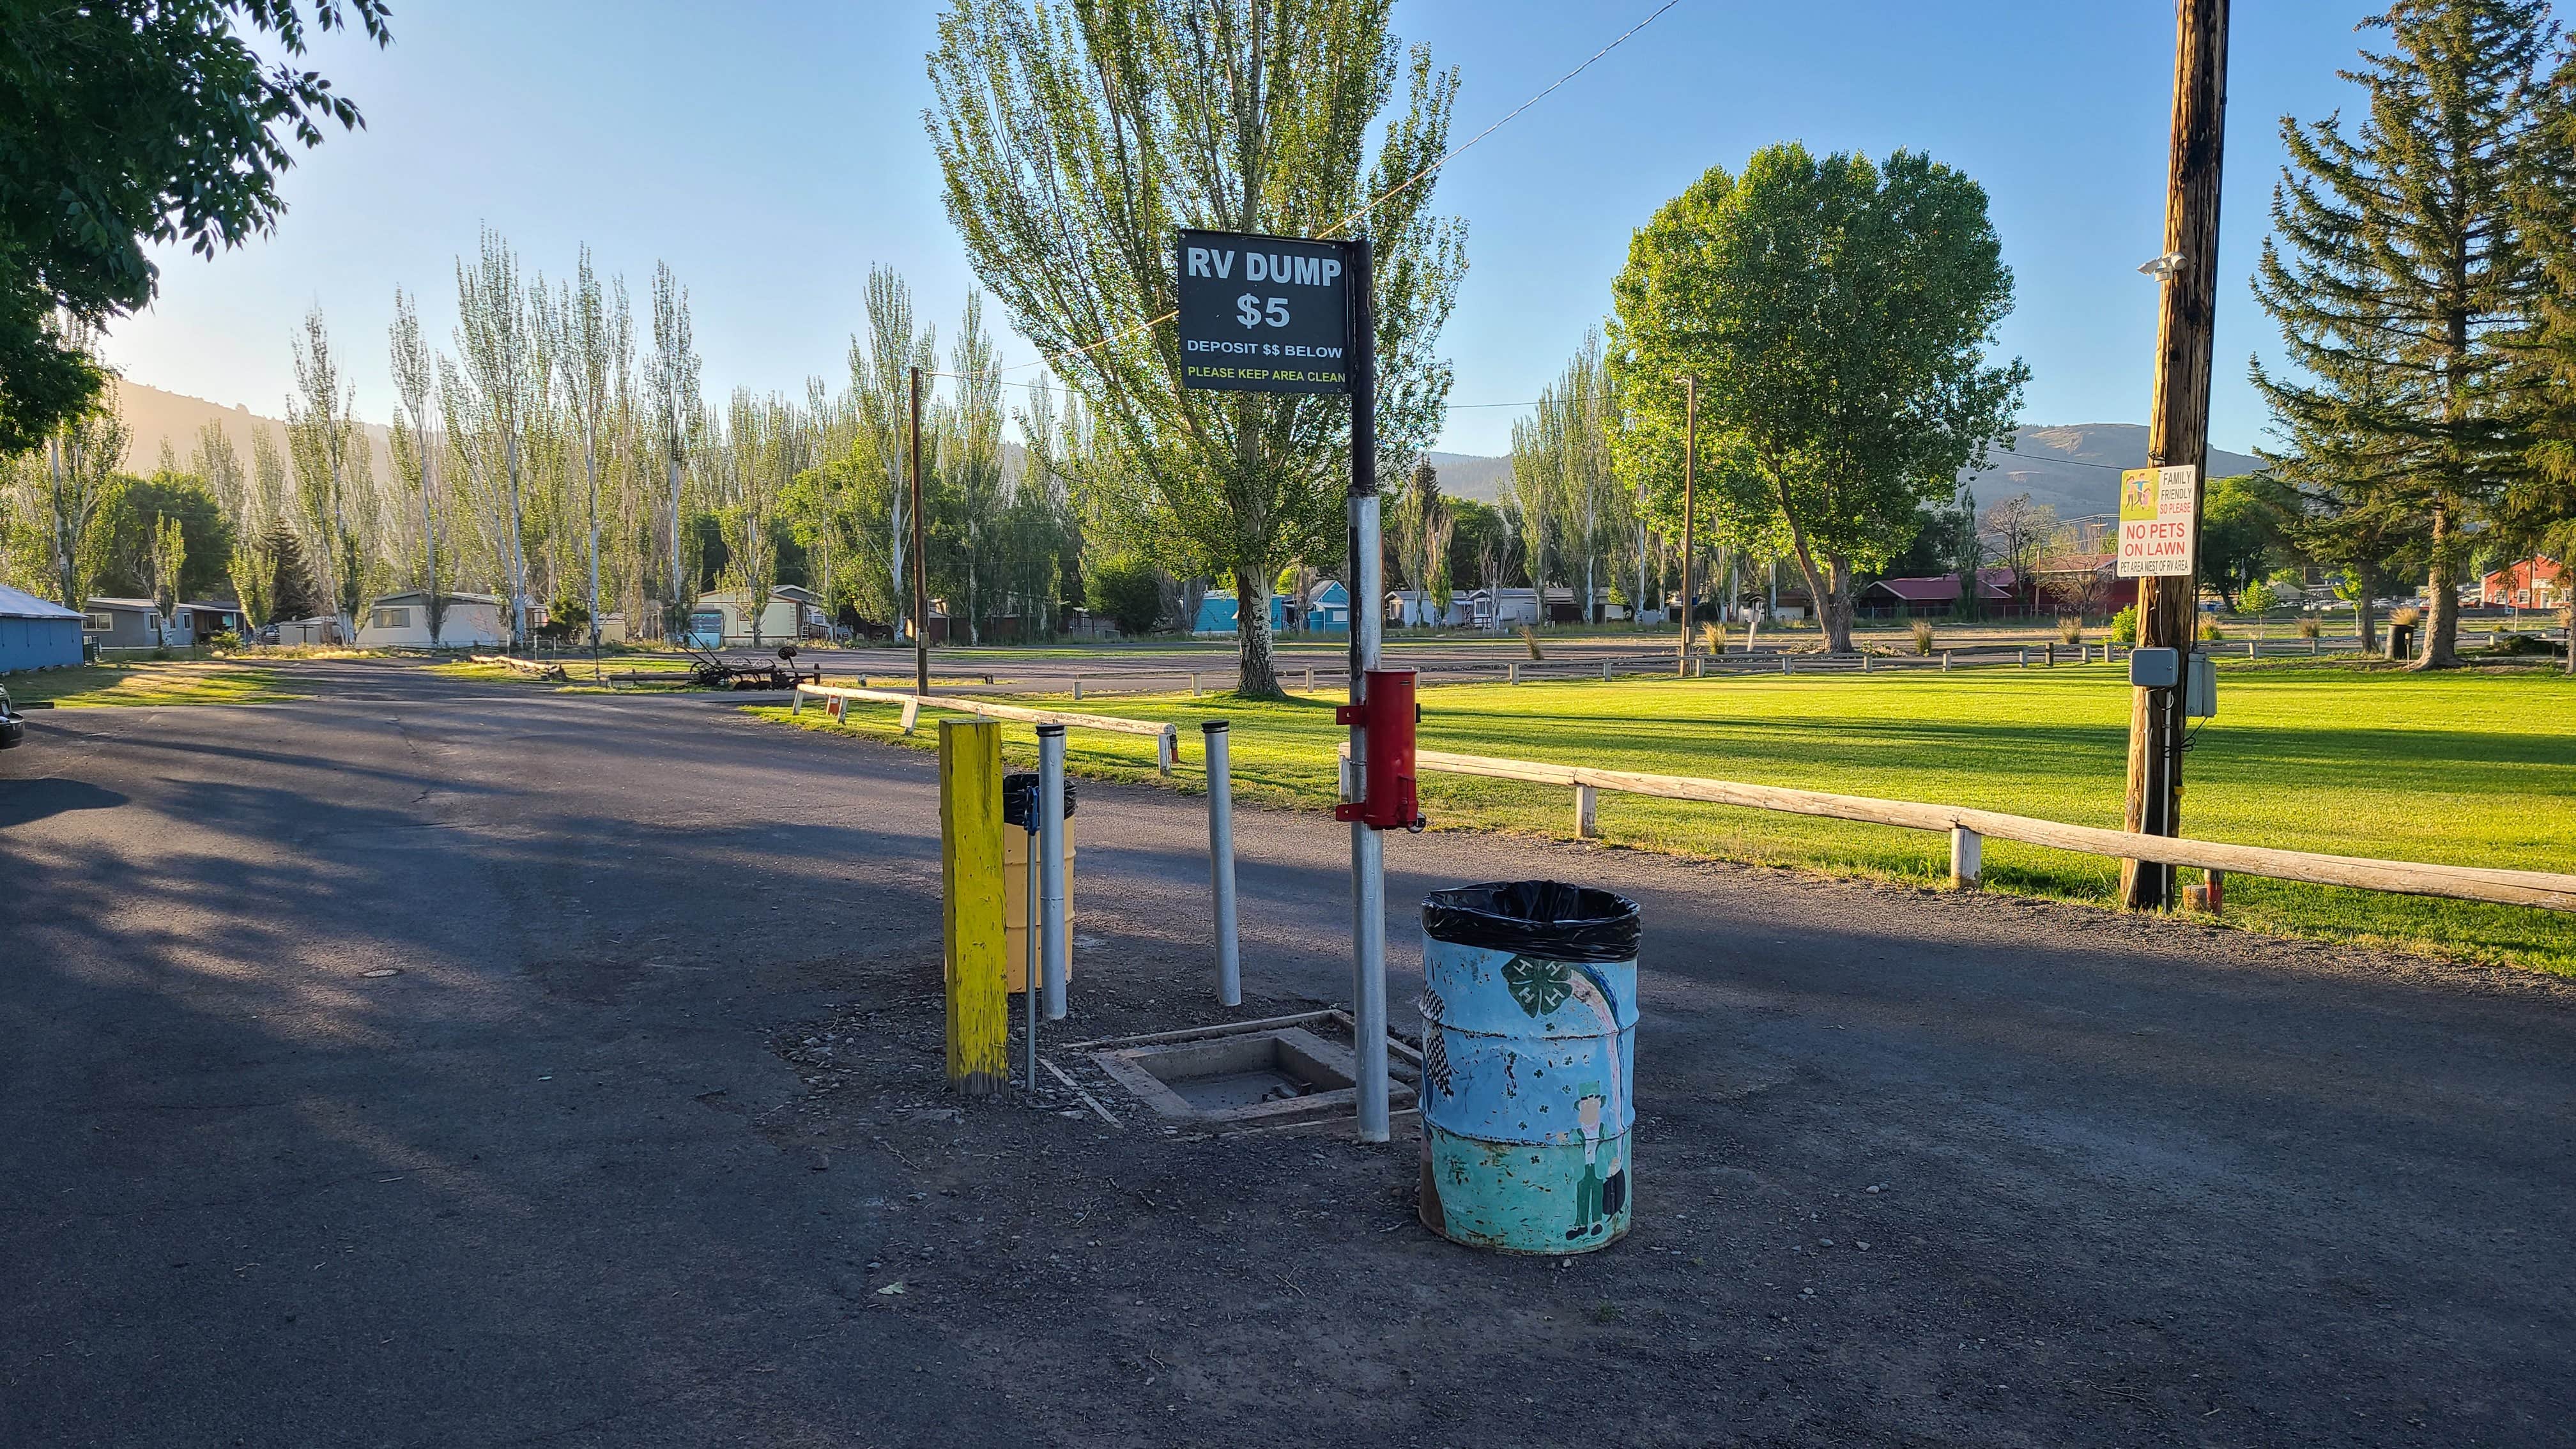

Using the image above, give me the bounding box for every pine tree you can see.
[264,521,320,622]
[2252,0,2556,669]
[2510,36,2576,672]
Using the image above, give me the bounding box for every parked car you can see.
[0,687,27,749]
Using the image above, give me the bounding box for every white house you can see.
[693,584,828,647]
[355,592,507,648]
[1386,590,1471,627]
[1467,587,1540,628]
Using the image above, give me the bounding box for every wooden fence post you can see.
[939,719,1009,1097]
[1951,825,1982,890]
[1575,784,1598,840]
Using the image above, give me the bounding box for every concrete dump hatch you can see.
[1091,1018,1416,1131]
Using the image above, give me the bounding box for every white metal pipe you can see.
[1204,720,1241,1007]
[1353,822,1388,1142]
[1349,490,1389,1145]
[1038,723,1068,1022]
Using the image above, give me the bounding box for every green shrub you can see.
[2198,615,2225,641]
[2237,580,2279,616]
[2110,605,2139,644]
[1086,558,1166,636]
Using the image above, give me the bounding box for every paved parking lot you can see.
[4,661,2572,1445]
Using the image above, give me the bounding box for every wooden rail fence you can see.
[794,682,1179,775]
[1365,744,2576,914]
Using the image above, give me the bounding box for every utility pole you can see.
[910,365,930,697]
[1676,374,1697,675]
[2122,0,2228,910]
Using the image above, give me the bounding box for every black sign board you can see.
[1174,228,1354,394]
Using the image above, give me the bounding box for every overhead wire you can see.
[923,0,1687,385]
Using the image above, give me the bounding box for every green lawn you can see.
[2,661,305,707]
[755,657,2576,974]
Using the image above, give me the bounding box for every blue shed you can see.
[1303,579,1350,634]
[0,583,84,673]
[1192,592,1287,636]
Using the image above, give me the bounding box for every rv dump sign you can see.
[1175,229,1355,394]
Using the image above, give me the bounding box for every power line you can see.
[927,0,1688,383]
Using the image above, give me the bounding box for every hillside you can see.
[107,378,395,482]
[1422,425,2262,518]
[101,382,2253,532]
[1422,450,1513,503]
[1967,424,2265,522]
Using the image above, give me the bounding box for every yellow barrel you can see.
[1002,822,1074,993]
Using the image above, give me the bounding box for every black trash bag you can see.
[1422,880,1639,963]
[1000,772,1078,831]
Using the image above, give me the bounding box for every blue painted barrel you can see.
[1416,882,1640,1254]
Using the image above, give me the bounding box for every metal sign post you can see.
[1176,226,1386,1143]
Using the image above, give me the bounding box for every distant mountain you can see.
[1422,450,1512,503]
[107,377,395,482]
[1964,424,2264,523]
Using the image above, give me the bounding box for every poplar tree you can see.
[19,358,126,606]
[2252,0,2554,670]
[546,247,632,651]
[928,0,1466,695]
[454,229,539,644]
[389,288,448,642]
[646,263,702,637]
[284,306,367,626]
[848,267,935,639]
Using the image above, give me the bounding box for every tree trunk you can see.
[585,445,602,652]
[506,434,529,648]
[667,454,686,638]
[2353,560,2379,655]
[2414,500,2459,670]
[1782,517,1848,654]
[1234,575,1280,696]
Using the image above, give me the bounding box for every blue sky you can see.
[103,1,2384,457]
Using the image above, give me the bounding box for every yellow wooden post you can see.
[939,719,1009,1096]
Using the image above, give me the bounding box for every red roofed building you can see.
[2480,557,2563,608]
[1858,566,2026,618]
[2028,553,2143,618]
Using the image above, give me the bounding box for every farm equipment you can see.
[609,644,820,691]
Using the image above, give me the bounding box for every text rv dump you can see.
[1174,228,1356,395]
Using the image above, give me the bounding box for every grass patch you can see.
[749,659,2576,975]
[3,661,305,707]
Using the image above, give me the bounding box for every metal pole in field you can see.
[1678,374,1697,675]
[1203,720,1241,1007]
[1346,234,1390,1145]
[910,366,931,698]
[1037,723,1069,1021]
[2121,0,2228,911]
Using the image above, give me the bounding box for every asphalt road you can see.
[5,659,2573,1446]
